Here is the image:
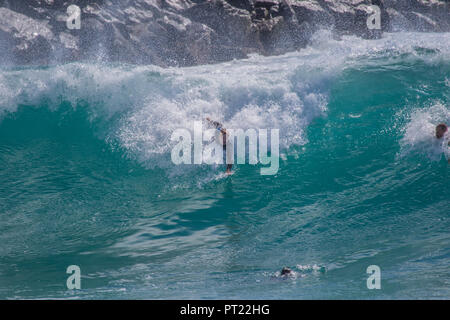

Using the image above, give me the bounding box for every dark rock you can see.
[255,7,269,19]
[0,7,54,64]
[290,0,332,25]
[269,5,280,17]
[0,0,449,67]
[225,0,253,11]
[183,0,260,54]
[254,0,279,9]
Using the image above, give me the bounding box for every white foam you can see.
[400,102,450,161]
[1,31,450,169]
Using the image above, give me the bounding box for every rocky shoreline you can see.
[0,0,449,67]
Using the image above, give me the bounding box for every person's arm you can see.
[206,117,226,134]
[206,117,221,128]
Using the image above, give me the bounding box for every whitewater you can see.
[0,31,449,299]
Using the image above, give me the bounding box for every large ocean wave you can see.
[0,31,449,299]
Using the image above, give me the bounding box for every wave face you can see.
[0,32,449,299]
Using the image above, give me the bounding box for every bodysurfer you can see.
[435,123,450,163]
[206,117,233,174]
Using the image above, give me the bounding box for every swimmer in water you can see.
[280,267,293,276]
[206,117,233,174]
[435,123,450,163]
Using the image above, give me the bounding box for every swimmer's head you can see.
[436,123,448,139]
[281,267,292,276]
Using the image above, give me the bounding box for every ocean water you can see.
[0,32,449,299]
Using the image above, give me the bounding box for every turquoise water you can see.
[0,32,449,299]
